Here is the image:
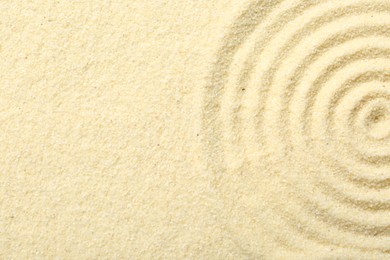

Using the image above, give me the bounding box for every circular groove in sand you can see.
[203,0,390,255]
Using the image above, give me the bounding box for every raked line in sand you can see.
[203,0,390,258]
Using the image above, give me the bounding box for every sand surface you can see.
[1,0,389,259]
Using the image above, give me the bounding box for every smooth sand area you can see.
[1,0,389,259]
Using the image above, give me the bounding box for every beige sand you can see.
[1,0,389,259]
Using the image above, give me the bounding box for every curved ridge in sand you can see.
[203,0,390,257]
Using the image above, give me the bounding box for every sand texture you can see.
[1,0,390,259]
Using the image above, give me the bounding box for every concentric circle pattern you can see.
[203,0,390,257]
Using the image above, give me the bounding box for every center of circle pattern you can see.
[203,0,390,256]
